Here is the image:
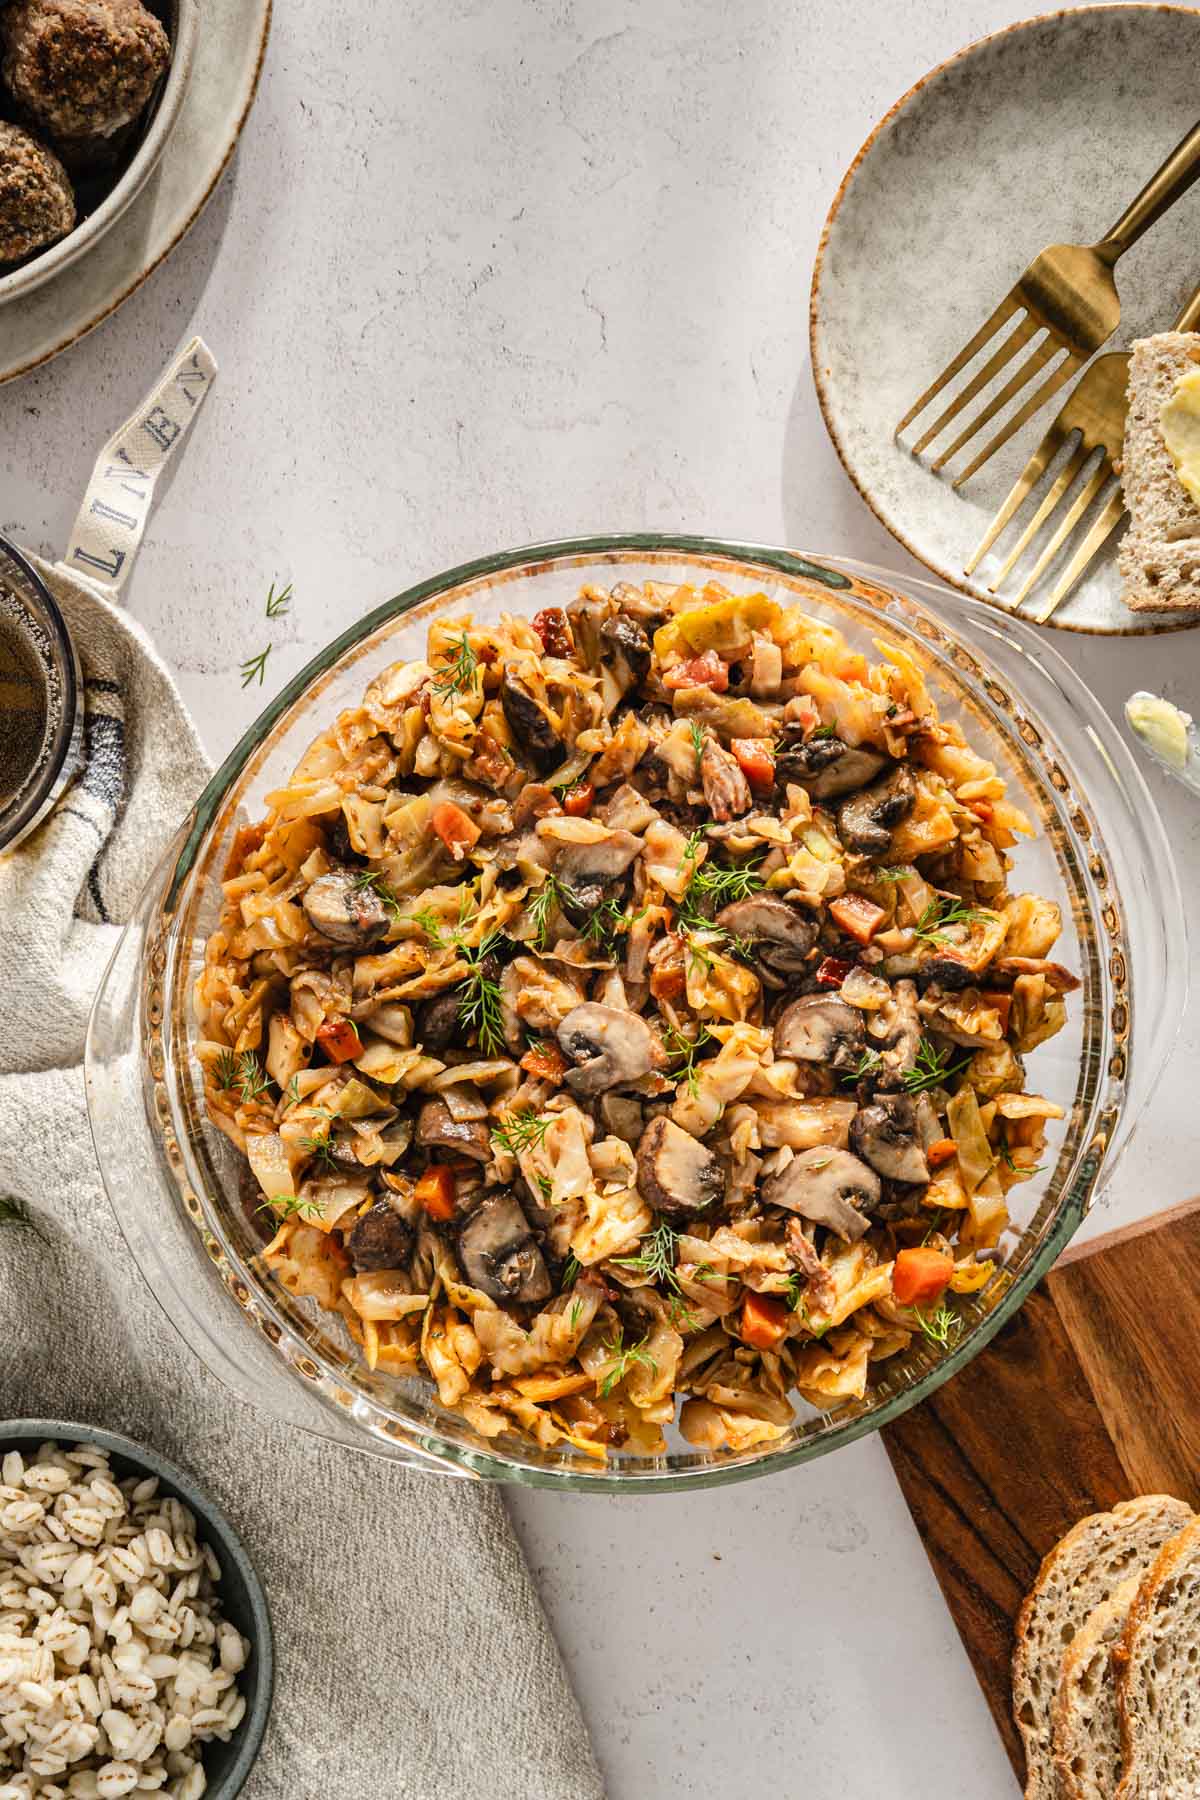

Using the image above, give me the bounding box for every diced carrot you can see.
[815,955,854,989]
[968,799,994,823]
[982,989,1013,1034]
[531,607,573,657]
[431,801,481,860]
[829,893,887,945]
[837,652,868,682]
[521,1042,567,1083]
[731,738,776,793]
[415,1165,457,1221]
[664,650,729,693]
[739,1292,790,1352]
[893,1246,955,1308]
[925,1138,958,1169]
[560,781,595,817]
[316,1018,363,1064]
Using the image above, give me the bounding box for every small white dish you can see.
[811,3,1200,636]
[0,0,271,383]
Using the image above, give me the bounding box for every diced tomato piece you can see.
[415,1165,457,1221]
[431,801,481,860]
[316,1018,363,1064]
[560,781,594,817]
[893,1247,955,1308]
[739,1292,790,1351]
[664,650,730,693]
[925,1138,958,1169]
[531,607,574,657]
[731,738,776,793]
[982,989,1013,1034]
[828,894,887,945]
[815,955,855,989]
[521,1042,567,1083]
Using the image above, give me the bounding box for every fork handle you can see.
[1097,118,1200,262]
[1175,282,1200,333]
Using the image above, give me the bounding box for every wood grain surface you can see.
[883,1199,1200,1782]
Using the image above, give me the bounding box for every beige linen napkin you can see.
[0,361,603,1800]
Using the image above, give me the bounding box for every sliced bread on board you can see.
[1012,1494,1193,1799]
[1051,1575,1140,1800]
[1119,331,1200,611]
[1116,1515,1200,1799]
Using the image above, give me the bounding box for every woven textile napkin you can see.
[0,557,604,1800]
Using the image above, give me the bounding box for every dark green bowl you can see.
[0,1420,273,1797]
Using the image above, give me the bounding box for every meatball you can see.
[2,0,170,147]
[0,122,75,263]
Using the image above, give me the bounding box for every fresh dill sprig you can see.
[913,897,992,947]
[431,631,479,697]
[677,847,765,929]
[215,1049,272,1104]
[456,929,506,1056]
[491,1111,551,1156]
[599,1328,658,1398]
[240,647,271,688]
[283,1074,302,1111]
[784,1279,829,1335]
[809,725,837,740]
[910,1300,963,1351]
[561,1253,582,1290]
[902,1039,972,1096]
[582,897,646,957]
[838,1047,884,1085]
[264,580,292,619]
[299,1129,339,1173]
[535,1173,553,1202]
[569,1299,583,1332]
[999,1133,1045,1177]
[613,1219,679,1288]
[874,865,912,884]
[660,1022,716,1098]
[689,720,706,766]
[528,874,562,951]
[351,869,406,921]
[257,1192,323,1222]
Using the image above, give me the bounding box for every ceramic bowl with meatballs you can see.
[0,0,197,301]
[85,539,1185,1491]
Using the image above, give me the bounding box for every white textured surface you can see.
[1,3,1197,1796]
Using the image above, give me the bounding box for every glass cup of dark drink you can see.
[0,536,83,854]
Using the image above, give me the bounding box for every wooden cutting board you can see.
[882,1197,1200,1783]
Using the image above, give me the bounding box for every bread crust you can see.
[1052,1577,1139,1800]
[1115,1514,1200,1800]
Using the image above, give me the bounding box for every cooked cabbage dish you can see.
[196,579,1078,1460]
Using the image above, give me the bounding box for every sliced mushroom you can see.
[773,994,865,1074]
[915,954,975,993]
[837,764,916,855]
[870,978,922,1086]
[348,1201,416,1273]
[635,1116,725,1217]
[850,1093,930,1185]
[302,868,390,947]
[715,896,817,978]
[555,829,642,886]
[599,1092,646,1145]
[416,991,462,1055]
[600,615,652,687]
[775,732,887,799]
[501,671,560,771]
[761,1147,881,1242]
[556,1003,667,1095]
[415,1097,491,1163]
[700,738,752,822]
[456,1190,551,1304]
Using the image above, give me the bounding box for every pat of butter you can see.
[1159,367,1200,508]
[1125,691,1193,771]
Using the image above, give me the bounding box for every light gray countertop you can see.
[3,3,1197,1794]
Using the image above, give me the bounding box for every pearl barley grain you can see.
[0,1444,251,1799]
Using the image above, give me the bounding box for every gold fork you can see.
[896,119,1200,486]
[964,282,1200,623]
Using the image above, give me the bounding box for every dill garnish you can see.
[902,1040,972,1096]
[599,1328,657,1398]
[660,1022,716,1098]
[910,1301,963,1350]
[456,929,505,1056]
[431,632,479,697]
[264,580,292,619]
[491,1111,551,1156]
[240,647,271,688]
[215,1050,272,1104]
[258,1193,323,1222]
[912,897,992,947]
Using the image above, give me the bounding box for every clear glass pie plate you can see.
[85,537,1187,1490]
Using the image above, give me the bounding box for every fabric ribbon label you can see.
[65,336,218,597]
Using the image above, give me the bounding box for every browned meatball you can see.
[2,0,170,147]
[0,122,75,263]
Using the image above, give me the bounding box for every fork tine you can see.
[894,296,1020,438]
[931,334,1064,473]
[988,437,1086,588]
[1029,488,1126,624]
[1012,457,1112,607]
[964,420,1068,575]
[911,315,1039,456]
[950,353,1083,488]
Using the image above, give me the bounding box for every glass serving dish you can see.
[85,538,1187,1491]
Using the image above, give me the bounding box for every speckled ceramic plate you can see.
[0,0,271,385]
[811,3,1200,636]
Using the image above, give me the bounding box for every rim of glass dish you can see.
[158,534,1121,1492]
[0,536,82,853]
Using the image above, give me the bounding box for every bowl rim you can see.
[0,0,200,307]
[123,532,1159,1492]
[0,1417,274,1796]
[0,532,84,853]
